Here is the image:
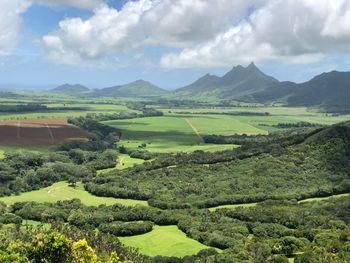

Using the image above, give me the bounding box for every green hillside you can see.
[51,84,90,95]
[94,80,168,98]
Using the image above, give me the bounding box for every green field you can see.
[0,182,148,207]
[208,202,258,212]
[119,225,214,257]
[208,192,350,211]
[298,193,350,203]
[103,107,350,153]
[103,115,247,152]
[0,99,139,121]
[97,154,145,174]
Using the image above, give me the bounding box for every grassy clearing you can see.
[298,193,350,203]
[117,154,145,169]
[208,202,257,212]
[97,154,145,174]
[208,193,350,211]
[119,225,214,257]
[0,182,148,207]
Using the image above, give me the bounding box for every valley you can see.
[1,67,350,262]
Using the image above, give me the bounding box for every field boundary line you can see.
[45,123,54,140]
[17,121,21,139]
[185,118,203,142]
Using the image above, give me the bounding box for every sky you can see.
[0,0,350,90]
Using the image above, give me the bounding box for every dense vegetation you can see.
[1,97,350,262]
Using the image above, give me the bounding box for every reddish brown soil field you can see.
[0,118,88,146]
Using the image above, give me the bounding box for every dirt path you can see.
[17,121,21,139]
[185,118,203,142]
[45,123,54,140]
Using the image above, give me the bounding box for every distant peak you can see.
[133,79,147,83]
[247,62,257,68]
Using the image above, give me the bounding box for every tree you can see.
[72,239,97,263]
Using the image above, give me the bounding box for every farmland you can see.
[1,97,350,262]
[102,106,350,153]
[0,117,87,147]
[0,181,148,207]
[103,115,248,152]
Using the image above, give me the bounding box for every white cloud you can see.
[33,0,103,10]
[161,0,350,68]
[0,0,30,56]
[42,0,256,65]
[41,0,350,67]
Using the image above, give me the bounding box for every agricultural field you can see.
[0,182,148,207]
[0,117,87,147]
[119,225,214,257]
[102,106,350,153]
[103,115,246,152]
[0,98,140,121]
[161,106,350,125]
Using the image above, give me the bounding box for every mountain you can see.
[51,84,90,95]
[172,62,279,100]
[94,79,167,98]
[251,70,350,112]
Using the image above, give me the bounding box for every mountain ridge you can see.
[170,63,350,112]
[51,84,90,95]
[172,62,279,100]
[93,79,168,98]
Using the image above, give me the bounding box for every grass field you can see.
[103,115,246,153]
[208,192,350,211]
[0,99,139,121]
[119,225,214,257]
[208,202,258,212]
[103,107,350,153]
[0,182,148,207]
[97,154,146,174]
[298,193,350,203]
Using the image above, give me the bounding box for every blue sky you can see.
[0,0,350,90]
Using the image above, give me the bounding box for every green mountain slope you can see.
[51,84,90,95]
[94,80,167,98]
[172,62,279,100]
[252,70,350,112]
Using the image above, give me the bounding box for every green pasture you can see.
[119,225,215,257]
[103,115,249,153]
[208,192,350,211]
[0,182,148,207]
[97,154,145,174]
[298,193,350,203]
[162,106,350,126]
[208,202,257,212]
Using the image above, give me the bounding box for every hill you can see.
[172,62,279,100]
[172,63,350,112]
[94,80,167,98]
[51,84,90,95]
[252,70,350,112]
